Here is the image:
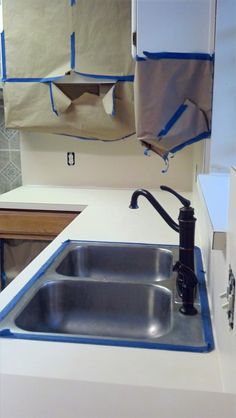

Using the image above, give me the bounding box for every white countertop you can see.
[0,185,228,417]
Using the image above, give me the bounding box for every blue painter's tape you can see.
[48,82,58,116]
[112,85,116,117]
[0,329,212,352]
[75,71,134,82]
[0,240,214,353]
[4,76,65,83]
[158,104,188,138]
[0,329,13,337]
[71,32,76,70]
[166,131,211,157]
[144,148,151,157]
[1,31,7,81]
[143,51,214,61]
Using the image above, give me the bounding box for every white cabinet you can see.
[133,0,216,57]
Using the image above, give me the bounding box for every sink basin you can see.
[56,242,173,282]
[15,280,172,339]
[0,240,214,352]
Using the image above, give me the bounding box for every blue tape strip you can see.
[1,31,7,81]
[112,85,116,117]
[4,76,65,83]
[158,104,188,137]
[4,74,134,83]
[48,82,58,116]
[166,131,211,157]
[144,148,151,157]
[71,32,76,70]
[143,51,214,61]
[0,328,212,352]
[75,71,134,82]
[0,240,214,353]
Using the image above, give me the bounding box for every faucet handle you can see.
[160,185,191,208]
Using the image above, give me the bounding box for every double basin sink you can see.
[0,241,214,352]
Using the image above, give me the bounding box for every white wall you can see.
[210,0,236,172]
[20,132,196,191]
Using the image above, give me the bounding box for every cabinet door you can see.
[134,0,216,57]
[0,210,79,240]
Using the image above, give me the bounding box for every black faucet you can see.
[129,186,198,316]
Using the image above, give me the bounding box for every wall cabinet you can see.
[133,0,216,57]
[2,0,135,141]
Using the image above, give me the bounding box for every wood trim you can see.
[0,210,79,240]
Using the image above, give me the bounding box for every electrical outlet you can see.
[67,152,75,166]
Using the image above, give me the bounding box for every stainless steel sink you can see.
[0,241,214,352]
[56,243,173,282]
[15,279,172,339]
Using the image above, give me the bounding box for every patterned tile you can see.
[9,150,21,170]
[0,106,20,149]
[0,176,11,194]
[10,174,22,190]
[0,123,19,141]
[0,104,22,194]
[0,150,10,170]
[0,131,9,150]
[9,132,20,150]
[1,161,21,182]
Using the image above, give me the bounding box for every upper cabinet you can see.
[1,0,135,142]
[133,0,216,57]
[132,0,216,162]
[2,0,134,81]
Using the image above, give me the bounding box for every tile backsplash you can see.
[0,101,22,194]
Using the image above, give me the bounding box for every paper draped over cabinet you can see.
[2,0,214,158]
[2,0,135,141]
[134,57,214,160]
[4,82,135,141]
[2,0,134,80]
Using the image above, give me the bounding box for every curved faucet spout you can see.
[129,189,179,233]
